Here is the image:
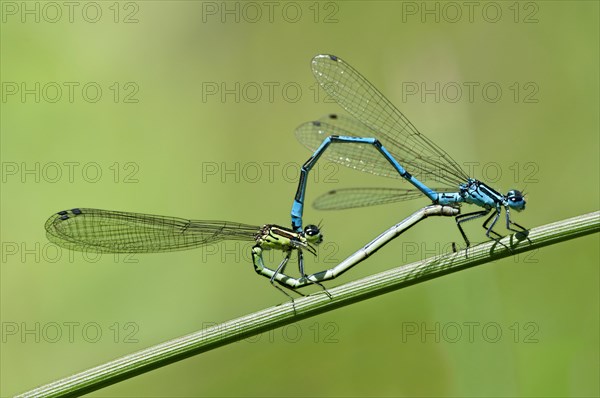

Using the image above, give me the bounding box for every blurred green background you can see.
[1,1,598,396]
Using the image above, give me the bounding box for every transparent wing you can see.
[45,208,260,253]
[313,188,422,210]
[310,54,469,188]
[313,187,456,211]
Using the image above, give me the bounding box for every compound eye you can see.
[507,190,524,201]
[506,190,526,211]
[304,224,320,236]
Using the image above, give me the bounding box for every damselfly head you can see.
[506,190,526,211]
[303,224,323,244]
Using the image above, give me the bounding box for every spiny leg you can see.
[482,209,503,240]
[252,246,302,300]
[271,250,305,299]
[271,250,290,283]
[297,250,332,298]
[504,208,528,233]
[455,209,491,248]
[482,209,512,251]
[504,208,531,244]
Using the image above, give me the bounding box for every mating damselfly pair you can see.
[45,54,527,296]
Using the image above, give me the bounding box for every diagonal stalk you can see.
[16,210,600,398]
